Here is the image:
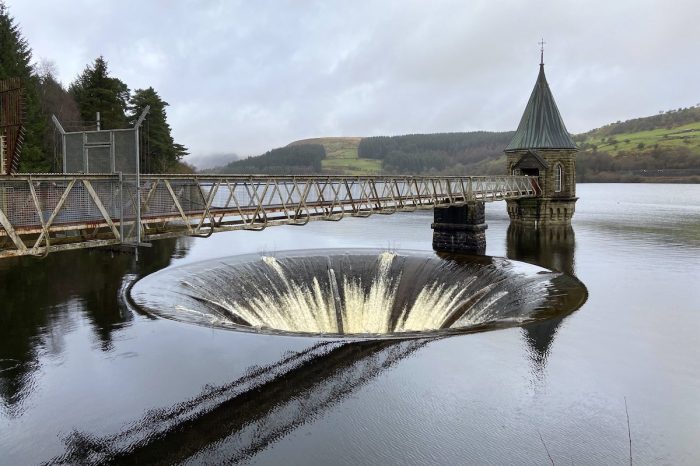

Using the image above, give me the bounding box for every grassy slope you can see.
[277,108,700,177]
[577,121,700,155]
[288,137,381,175]
[289,136,514,176]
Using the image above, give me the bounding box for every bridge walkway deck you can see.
[0,174,539,258]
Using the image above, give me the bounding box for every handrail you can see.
[0,174,539,258]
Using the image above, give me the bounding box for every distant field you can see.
[289,137,382,175]
[249,108,700,181]
[579,121,700,155]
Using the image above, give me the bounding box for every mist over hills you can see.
[188,153,241,170]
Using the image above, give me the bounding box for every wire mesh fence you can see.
[0,174,539,257]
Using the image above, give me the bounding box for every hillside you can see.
[206,105,700,182]
[208,144,326,174]
[357,132,514,175]
[576,121,700,155]
[288,137,381,175]
[575,106,700,155]
[574,106,700,182]
[286,132,514,176]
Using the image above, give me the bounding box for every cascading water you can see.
[129,249,587,337]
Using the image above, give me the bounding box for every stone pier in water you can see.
[431,202,487,255]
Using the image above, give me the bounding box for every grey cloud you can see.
[8,0,700,168]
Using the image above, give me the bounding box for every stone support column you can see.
[431,201,487,254]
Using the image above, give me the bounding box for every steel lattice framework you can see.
[0,174,540,258]
[0,78,25,175]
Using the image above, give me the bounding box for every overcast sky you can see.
[8,0,700,168]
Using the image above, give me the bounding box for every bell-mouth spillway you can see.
[129,249,587,338]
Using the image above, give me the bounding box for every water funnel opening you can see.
[129,249,587,338]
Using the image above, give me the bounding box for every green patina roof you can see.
[505,64,577,152]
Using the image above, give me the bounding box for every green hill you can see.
[575,106,700,155]
[288,137,381,175]
[576,121,700,155]
[288,132,514,176]
[574,106,700,182]
[210,144,326,174]
[208,105,700,182]
[356,132,514,175]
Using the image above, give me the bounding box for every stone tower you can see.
[505,58,578,226]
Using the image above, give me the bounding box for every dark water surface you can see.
[1,184,699,464]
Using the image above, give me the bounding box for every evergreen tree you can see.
[35,61,81,171]
[69,56,129,130]
[129,87,188,173]
[0,2,48,172]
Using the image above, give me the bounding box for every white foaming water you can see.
[130,250,578,336]
[211,252,487,333]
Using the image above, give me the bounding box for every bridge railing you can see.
[0,174,539,257]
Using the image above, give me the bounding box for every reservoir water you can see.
[1,183,699,464]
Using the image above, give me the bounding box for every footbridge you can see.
[0,174,539,258]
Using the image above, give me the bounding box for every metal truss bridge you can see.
[0,174,539,258]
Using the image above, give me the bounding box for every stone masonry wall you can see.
[506,148,578,225]
[432,202,487,254]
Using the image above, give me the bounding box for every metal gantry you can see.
[0,174,540,258]
[0,78,25,175]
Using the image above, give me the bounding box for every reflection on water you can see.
[576,184,700,251]
[506,225,577,276]
[0,226,585,463]
[46,235,585,464]
[50,339,428,465]
[0,239,186,416]
[2,184,698,464]
[506,224,580,372]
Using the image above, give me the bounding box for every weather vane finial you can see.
[539,38,546,66]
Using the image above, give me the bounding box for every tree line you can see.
[577,146,700,182]
[0,3,188,173]
[212,144,326,174]
[576,106,700,139]
[357,132,514,174]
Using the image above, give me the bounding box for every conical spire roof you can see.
[505,64,577,151]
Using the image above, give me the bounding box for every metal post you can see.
[133,106,150,247]
[134,126,141,246]
[82,132,88,173]
[119,171,124,243]
[110,131,115,173]
[51,115,66,173]
[0,135,5,175]
[96,112,101,131]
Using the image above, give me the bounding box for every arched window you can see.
[554,163,563,192]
